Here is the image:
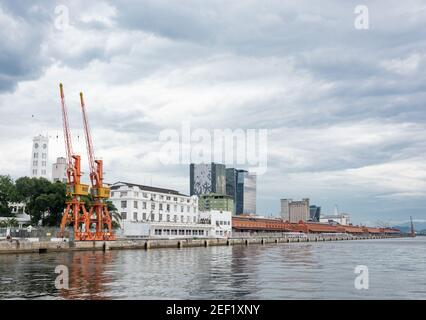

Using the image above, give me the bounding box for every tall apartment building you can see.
[190,163,226,196]
[30,135,49,179]
[281,198,310,223]
[52,157,67,183]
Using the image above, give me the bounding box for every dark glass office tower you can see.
[309,205,321,222]
[226,168,237,210]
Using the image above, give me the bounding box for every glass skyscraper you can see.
[227,169,256,215]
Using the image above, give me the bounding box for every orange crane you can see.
[79,91,115,240]
[58,83,92,241]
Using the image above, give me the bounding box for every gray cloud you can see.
[0,0,425,223]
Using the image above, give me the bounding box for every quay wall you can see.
[0,234,402,255]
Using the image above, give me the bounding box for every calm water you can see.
[0,237,425,299]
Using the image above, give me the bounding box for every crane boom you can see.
[80,92,99,187]
[59,83,74,172]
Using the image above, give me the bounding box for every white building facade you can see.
[199,210,232,237]
[111,181,202,228]
[110,182,233,238]
[30,135,49,179]
[52,157,67,183]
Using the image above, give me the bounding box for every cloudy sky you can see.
[0,0,425,225]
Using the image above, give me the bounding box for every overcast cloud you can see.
[0,0,425,225]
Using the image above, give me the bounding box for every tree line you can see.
[0,175,119,228]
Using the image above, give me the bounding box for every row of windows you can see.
[113,191,196,204]
[120,201,196,213]
[32,160,47,167]
[122,212,198,223]
[33,153,47,159]
[216,220,231,226]
[154,229,206,236]
[32,169,47,175]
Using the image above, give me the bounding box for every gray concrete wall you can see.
[0,234,401,255]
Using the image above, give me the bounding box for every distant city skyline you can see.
[0,1,425,226]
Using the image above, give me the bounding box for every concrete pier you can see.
[0,235,399,255]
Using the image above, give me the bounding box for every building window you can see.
[41,170,46,175]
[179,230,185,235]
[155,229,162,235]
[151,213,155,221]
[34,153,38,158]
[33,160,38,166]
[134,201,138,209]
[159,214,163,221]
[173,197,177,202]
[120,192,127,197]
[193,216,197,223]
[167,214,170,222]
[42,153,47,159]
[121,212,127,220]
[171,230,177,235]
[160,195,164,200]
[187,216,190,223]
[174,205,177,212]
[133,212,138,221]
[121,201,127,209]
[151,203,155,210]
[143,202,146,209]
[173,215,177,222]
[134,192,139,197]
[159,203,163,210]
[166,204,170,212]
[143,193,148,198]
[181,215,184,222]
[33,169,37,175]
[187,206,190,212]
[42,161,46,167]
[180,206,184,213]
[143,213,147,220]
[186,230,191,235]
[166,196,171,200]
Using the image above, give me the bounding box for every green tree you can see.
[0,175,17,217]
[14,177,66,226]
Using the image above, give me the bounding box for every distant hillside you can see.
[392,222,426,233]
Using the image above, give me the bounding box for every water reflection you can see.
[0,238,425,299]
[58,251,115,300]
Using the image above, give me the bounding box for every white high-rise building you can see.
[30,135,49,179]
[52,157,67,183]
